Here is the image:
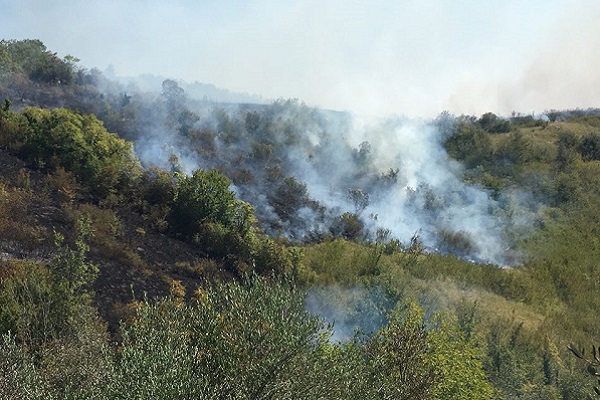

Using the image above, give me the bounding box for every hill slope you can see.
[1,38,600,399]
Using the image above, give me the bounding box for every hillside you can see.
[1,39,600,399]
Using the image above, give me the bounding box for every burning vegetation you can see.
[1,39,600,398]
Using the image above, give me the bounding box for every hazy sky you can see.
[2,0,599,117]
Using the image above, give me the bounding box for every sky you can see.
[2,0,600,117]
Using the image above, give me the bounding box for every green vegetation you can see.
[171,169,240,235]
[1,38,600,398]
[0,105,140,198]
[0,39,77,84]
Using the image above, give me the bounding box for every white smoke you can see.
[304,285,393,342]
[99,77,529,266]
[276,113,523,265]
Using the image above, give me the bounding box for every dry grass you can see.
[415,277,547,332]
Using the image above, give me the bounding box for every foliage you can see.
[38,309,114,399]
[111,275,340,399]
[426,314,494,399]
[170,169,238,236]
[567,344,600,397]
[510,114,548,129]
[478,112,512,133]
[0,39,76,84]
[0,106,140,198]
[331,212,365,240]
[269,176,309,221]
[362,302,437,399]
[555,131,581,171]
[50,215,98,297]
[495,129,534,174]
[0,334,49,400]
[578,132,600,161]
[444,121,493,168]
[170,168,289,275]
[0,216,98,353]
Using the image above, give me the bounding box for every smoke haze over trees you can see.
[2,37,600,399]
[1,45,533,266]
[3,1,600,117]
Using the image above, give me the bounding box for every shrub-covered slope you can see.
[1,38,600,399]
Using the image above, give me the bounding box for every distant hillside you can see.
[113,73,269,105]
[2,38,600,399]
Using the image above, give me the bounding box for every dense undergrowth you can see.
[1,38,600,399]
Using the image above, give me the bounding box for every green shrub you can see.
[7,107,141,198]
[444,122,493,168]
[110,275,341,399]
[578,132,600,161]
[426,313,494,399]
[0,260,73,351]
[0,334,49,400]
[39,309,114,399]
[170,169,238,236]
[0,216,98,352]
[331,212,364,240]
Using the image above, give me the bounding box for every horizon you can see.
[2,0,600,118]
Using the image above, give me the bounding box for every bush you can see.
[359,301,437,399]
[578,132,600,161]
[170,169,298,277]
[7,107,141,198]
[555,131,581,171]
[269,176,309,221]
[331,212,365,240]
[170,169,238,236]
[444,122,493,168]
[110,275,341,399]
[39,310,114,399]
[0,216,98,352]
[478,112,512,133]
[0,334,48,400]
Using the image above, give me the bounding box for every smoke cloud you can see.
[112,81,530,266]
[304,285,394,342]
[2,0,599,117]
[3,1,576,265]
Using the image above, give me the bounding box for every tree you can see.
[579,132,600,161]
[331,212,364,240]
[426,314,494,399]
[161,79,185,115]
[478,112,511,133]
[245,110,261,133]
[348,188,370,214]
[362,302,437,400]
[2,39,75,84]
[444,122,493,168]
[556,131,580,171]
[13,107,140,197]
[170,169,238,237]
[270,177,309,221]
[353,141,373,171]
[110,275,342,399]
[496,129,533,170]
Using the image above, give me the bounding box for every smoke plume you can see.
[116,80,530,266]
